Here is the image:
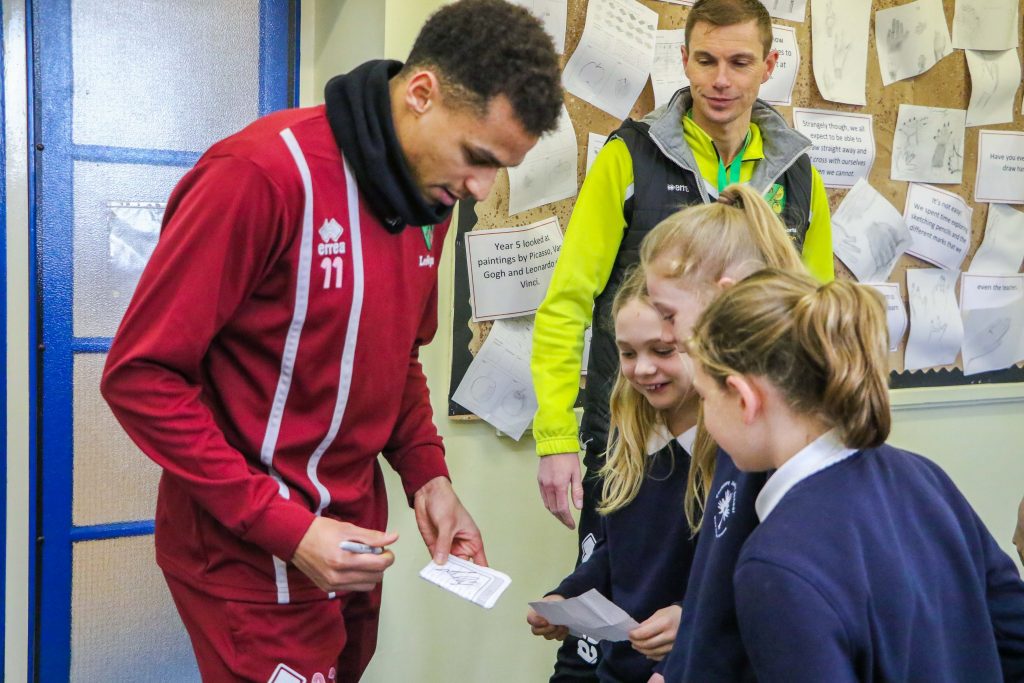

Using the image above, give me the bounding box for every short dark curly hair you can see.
[403,0,563,137]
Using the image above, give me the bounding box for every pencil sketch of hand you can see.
[928,316,948,344]
[932,122,953,168]
[967,317,1010,364]
[825,1,836,37]
[867,222,900,273]
[834,38,852,78]
[887,19,909,51]
[899,116,926,146]
[947,143,962,174]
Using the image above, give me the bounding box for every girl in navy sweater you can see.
[639,183,809,682]
[687,269,1024,682]
[526,267,700,682]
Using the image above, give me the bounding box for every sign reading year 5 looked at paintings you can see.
[465,217,563,321]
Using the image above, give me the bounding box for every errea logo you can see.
[317,218,346,256]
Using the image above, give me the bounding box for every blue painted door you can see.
[32,2,295,679]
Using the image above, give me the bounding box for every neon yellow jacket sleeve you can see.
[802,166,835,283]
[530,139,633,457]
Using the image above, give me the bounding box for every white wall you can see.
[4,1,32,680]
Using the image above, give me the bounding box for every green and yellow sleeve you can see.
[530,138,633,457]
[802,166,835,283]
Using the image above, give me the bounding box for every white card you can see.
[562,0,658,120]
[832,179,911,282]
[419,556,511,609]
[969,204,1024,275]
[759,25,799,106]
[959,273,1024,376]
[875,0,952,86]
[465,216,563,321]
[865,282,908,352]
[904,183,973,272]
[792,109,874,188]
[891,105,966,185]
[811,0,870,106]
[905,268,964,370]
[508,106,578,215]
[952,0,1019,51]
[529,588,640,642]
[965,49,1021,128]
[975,130,1024,205]
[652,29,689,109]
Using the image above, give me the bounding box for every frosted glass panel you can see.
[71,536,199,682]
[72,160,188,338]
[72,0,260,151]
[73,354,162,525]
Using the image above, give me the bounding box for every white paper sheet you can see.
[562,0,658,119]
[652,29,689,109]
[966,49,1021,127]
[759,0,807,22]
[107,200,164,276]
[969,204,1024,275]
[508,106,578,215]
[419,556,512,609]
[529,589,641,642]
[509,0,568,53]
[792,109,874,188]
[865,282,908,352]
[959,273,1024,375]
[465,217,564,321]
[759,25,799,106]
[975,130,1024,205]
[905,268,965,370]
[586,132,609,176]
[875,0,952,87]
[832,179,911,282]
[952,0,1019,51]
[810,0,870,106]
[904,183,973,272]
[891,105,966,185]
[452,317,537,439]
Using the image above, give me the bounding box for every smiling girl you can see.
[527,267,700,682]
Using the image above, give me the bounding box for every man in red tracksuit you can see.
[100,2,563,681]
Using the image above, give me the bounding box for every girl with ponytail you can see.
[527,267,701,682]
[639,183,813,682]
[688,269,1024,680]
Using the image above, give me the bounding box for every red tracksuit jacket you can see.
[102,105,450,604]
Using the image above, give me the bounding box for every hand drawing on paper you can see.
[866,222,906,274]
[932,121,953,169]
[928,315,948,345]
[886,19,910,81]
[895,116,926,172]
[966,317,1011,364]
[947,142,963,174]
[579,61,608,91]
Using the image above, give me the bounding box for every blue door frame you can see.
[31,1,296,678]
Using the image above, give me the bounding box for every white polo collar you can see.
[755,429,858,521]
[646,424,698,456]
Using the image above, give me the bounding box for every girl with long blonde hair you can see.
[688,269,1024,680]
[527,267,701,682]
[638,182,811,682]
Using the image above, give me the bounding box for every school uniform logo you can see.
[713,480,737,538]
[581,533,597,563]
[318,218,347,289]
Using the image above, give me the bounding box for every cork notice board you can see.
[450,0,1024,418]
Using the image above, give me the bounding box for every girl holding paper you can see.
[684,269,1024,681]
[526,265,699,683]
